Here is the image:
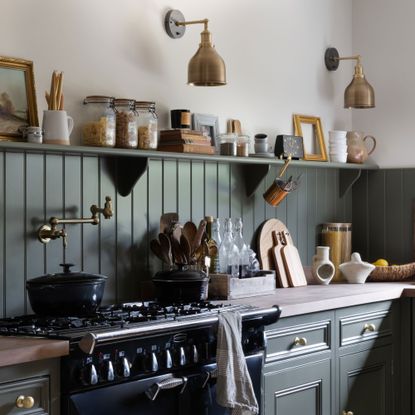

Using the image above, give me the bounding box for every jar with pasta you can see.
[114,98,137,149]
[135,101,158,149]
[82,96,116,147]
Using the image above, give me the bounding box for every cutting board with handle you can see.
[281,232,307,287]
[257,219,293,270]
[271,231,290,288]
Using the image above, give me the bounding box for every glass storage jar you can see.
[321,222,352,283]
[82,96,116,147]
[114,98,137,149]
[135,101,158,150]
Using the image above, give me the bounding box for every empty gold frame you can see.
[293,115,328,161]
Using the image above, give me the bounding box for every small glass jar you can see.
[237,135,250,157]
[82,96,116,147]
[114,98,137,149]
[219,133,238,156]
[135,101,158,150]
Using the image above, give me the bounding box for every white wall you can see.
[1,0,352,148]
[352,0,415,167]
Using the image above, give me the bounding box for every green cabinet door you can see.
[263,358,331,415]
[338,345,392,415]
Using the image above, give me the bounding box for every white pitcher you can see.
[312,246,335,285]
[42,110,74,145]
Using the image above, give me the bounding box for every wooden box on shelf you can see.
[208,271,276,300]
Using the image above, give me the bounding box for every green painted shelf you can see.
[0,141,379,197]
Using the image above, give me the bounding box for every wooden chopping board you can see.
[257,219,293,271]
[271,231,290,288]
[281,232,307,287]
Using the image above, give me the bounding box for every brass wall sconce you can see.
[325,47,375,109]
[38,196,113,246]
[164,9,226,86]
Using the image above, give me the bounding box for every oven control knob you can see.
[103,360,115,382]
[149,352,159,373]
[191,345,199,364]
[179,347,187,366]
[118,357,131,378]
[82,363,98,386]
[165,349,173,369]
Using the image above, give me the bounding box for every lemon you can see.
[373,258,389,267]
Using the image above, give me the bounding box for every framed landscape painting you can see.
[0,56,38,140]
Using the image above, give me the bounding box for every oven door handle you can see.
[145,376,188,401]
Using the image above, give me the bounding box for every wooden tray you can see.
[208,271,276,300]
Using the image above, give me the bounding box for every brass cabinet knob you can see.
[293,336,307,346]
[342,411,354,415]
[363,323,376,333]
[15,395,35,409]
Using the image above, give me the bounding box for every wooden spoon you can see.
[182,222,197,248]
[150,239,167,264]
[192,219,207,254]
[180,234,192,264]
[158,233,173,266]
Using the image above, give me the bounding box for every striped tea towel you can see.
[215,311,259,415]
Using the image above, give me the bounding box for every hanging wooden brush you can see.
[45,70,64,110]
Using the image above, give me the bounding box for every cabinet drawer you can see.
[337,302,393,347]
[0,376,49,415]
[265,313,332,363]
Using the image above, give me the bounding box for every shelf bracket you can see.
[115,156,148,197]
[339,168,361,198]
[237,163,271,198]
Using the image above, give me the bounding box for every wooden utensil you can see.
[257,219,293,270]
[158,233,173,266]
[180,234,191,264]
[192,219,207,254]
[160,212,179,234]
[183,221,197,250]
[281,232,307,287]
[150,239,169,265]
[271,231,290,288]
[170,235,185,265]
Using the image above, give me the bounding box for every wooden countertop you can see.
[2,282,415,368]
[229,281,415,318]
[0,337,69,368]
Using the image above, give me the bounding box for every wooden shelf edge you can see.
[0,141,379,171]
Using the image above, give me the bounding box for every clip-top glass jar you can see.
[135,101,158,150]
[82,96,116,147]
[114,99,137,149]
[321,222,352,282]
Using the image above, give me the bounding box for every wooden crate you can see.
[208,271,276,300]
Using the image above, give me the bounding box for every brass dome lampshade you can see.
[325,47,375,109]
[164,9,226,86]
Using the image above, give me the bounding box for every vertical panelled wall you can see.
[0,151,351,317]
[353,169,415,264]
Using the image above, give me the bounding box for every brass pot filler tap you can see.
[38,196,113,246]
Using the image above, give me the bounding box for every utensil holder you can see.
[263,157,291,207]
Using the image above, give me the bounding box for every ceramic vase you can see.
[312,246,335,285]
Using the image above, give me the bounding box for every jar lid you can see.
[114,98,135,107]
[322,222,352,230]
[135,101,156,109]
[84,96,115,104]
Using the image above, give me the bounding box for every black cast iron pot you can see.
[153,268,209,303]
[26,263,107,316]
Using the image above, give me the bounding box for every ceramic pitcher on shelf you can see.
[312,246,335,285]
[346,131,377,164]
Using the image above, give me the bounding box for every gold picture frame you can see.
[293,114,327,161]
[0,56,38,141]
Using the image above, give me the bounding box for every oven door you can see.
[65,352,263,415]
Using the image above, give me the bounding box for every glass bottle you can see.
[82,96,116,147]
[205,216,219,274]
[135,101,158,150]
[234,218,249,277]
[219,218,240,277]
[114,99,137,149]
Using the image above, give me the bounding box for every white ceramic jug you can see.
[42,110,74,145]
[312,246,335,285]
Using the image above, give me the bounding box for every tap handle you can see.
[103,196,113,219]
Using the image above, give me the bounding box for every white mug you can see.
[42,110,74,145]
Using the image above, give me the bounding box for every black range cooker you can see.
[0,301,280,415]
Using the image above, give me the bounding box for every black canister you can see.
[170,109,191,129]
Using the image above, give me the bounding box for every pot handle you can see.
[363,135,377,155]
[59,263,75,273]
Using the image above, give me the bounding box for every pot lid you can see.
[154,269,208,281]
[27,263,108,285]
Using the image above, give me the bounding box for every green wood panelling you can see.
[0,151,351,317]
[352,168,415,264]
